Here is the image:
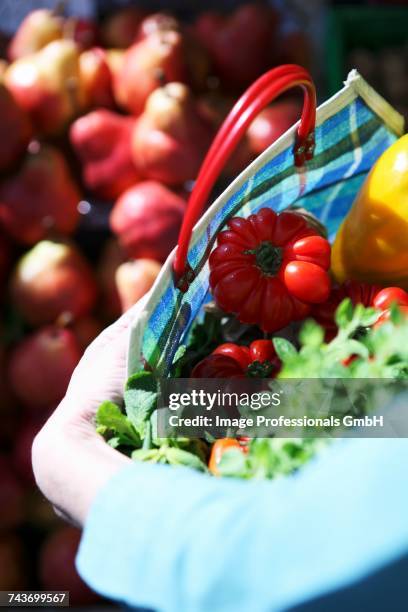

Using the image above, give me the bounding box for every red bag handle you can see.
[173,64,317,290]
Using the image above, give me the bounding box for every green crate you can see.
[326,6,408,96]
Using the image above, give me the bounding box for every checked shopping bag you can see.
[127,67,404,378]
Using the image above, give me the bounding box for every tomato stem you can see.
[246,360,275,378]
[244,241,283,275]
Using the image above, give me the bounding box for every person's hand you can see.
[32,297,147,527]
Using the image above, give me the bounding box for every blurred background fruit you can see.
[131,82,215,185]
[10,239,97,327]
[116,258,161,312]
[5,40,86,137]
[7,8,64,62]
[0,143,80,244]
[110,181,186,261]
[70,109,139,199]
[8,326,81,409]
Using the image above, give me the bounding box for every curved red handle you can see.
[173,65,317,289]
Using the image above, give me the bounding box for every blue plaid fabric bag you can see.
[127,70,404,378]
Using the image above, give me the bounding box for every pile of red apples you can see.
[0,3,307,599]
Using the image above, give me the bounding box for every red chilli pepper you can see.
[191,339,280,378]
[209,208,331,333]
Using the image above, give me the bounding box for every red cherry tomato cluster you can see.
[312,281,408,338]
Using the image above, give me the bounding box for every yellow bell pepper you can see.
[332,134,408,289]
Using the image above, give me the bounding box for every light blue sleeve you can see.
[77,438,408,612]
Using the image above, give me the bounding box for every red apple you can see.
[131,82,214,186]
[10,239,97,327]
[0,143,80,245]
[116,259,161,312]
[110,181,185,262]
[8,326,81,409]
[247,100,302,155]
[70,110,139,200]
[39,527,99,605]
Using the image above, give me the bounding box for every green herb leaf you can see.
[164,447,208,472]
[299,319,324,348]
[335,298,354,328]
[273,337,297,362]
[217,447,249,478]
[96,401,141,447]
[107,436,121,449]
[132,448,161,463]
[358,307,379,328]
[124,371,158,438]
[328,339,369,361]
[390,303,405,325]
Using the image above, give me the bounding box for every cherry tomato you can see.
[249,339,276,363]
[373,287,408,311]
[209,438,247,476]
[213,343,251,369]
[284,260,331,304]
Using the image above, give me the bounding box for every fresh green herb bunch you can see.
[274,300,408,379]
[95,300,408,479]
